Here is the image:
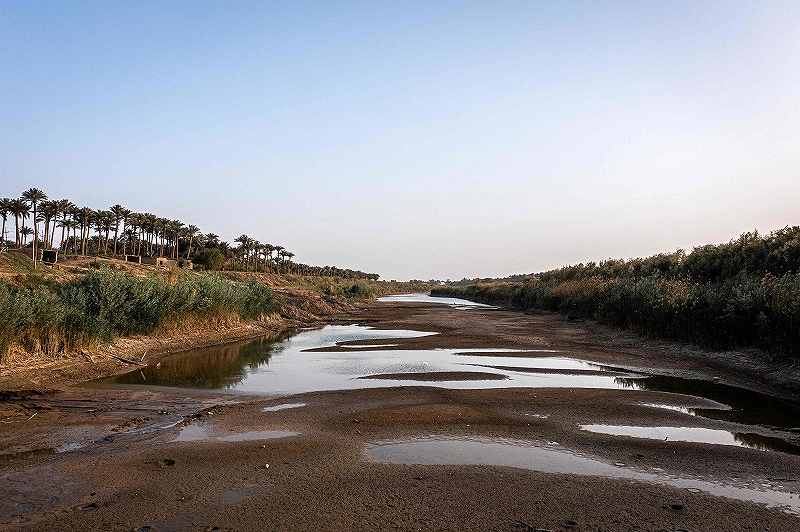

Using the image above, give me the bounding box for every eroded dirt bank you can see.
[2,301,799,531]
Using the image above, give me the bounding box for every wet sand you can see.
[2,300,800,531]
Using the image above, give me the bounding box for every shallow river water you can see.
[96,293,800,513]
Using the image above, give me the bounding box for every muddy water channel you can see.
[96,293,800,514]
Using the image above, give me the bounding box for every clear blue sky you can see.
[2,1,798,280]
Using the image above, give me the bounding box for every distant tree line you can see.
[0,188,379,279]
[433,228,800,356]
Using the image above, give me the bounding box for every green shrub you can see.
[193,248,225,271]
[433,227,800,356]
[344,281,373,299]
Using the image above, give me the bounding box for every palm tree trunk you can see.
[80,217,86,255]
[32,205,38,268]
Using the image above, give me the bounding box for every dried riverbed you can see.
[1,295,799,530]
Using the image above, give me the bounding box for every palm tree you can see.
[109,204,130,256]
[285,251,295,274]
[21,188,47,267]
[204,233,219,247]
[273,245,285,273]
[56,200,75,250]
[90,210,106,255]
[157,218,168,257]
[66,218,80,254]
[77,207,92,255]
[21,226,33,245]
[38,199,58,249]
[144,214,158,256]
[169,220,184,259]
[103,211,115,254]
[263,243,275,272]
[126,213,142,255]
[184,224,199,259]
[0,198,12,247]
[10,198,30,249]
[250,240,261,271]
[234,234,251,271]
[218,241,231,270]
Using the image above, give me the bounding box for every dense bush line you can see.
[434,228,800,355]
[0,267,274,360]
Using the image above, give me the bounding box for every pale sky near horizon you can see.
[2,1,799,280]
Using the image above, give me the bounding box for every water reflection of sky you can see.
[102,325,800,443]
[580,424,800,455]
[378,293,495,308]
[103,325,637,394]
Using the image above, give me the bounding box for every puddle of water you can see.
[359,371,508,381]
[223,486,257,505]
[578,424,800,455]
[378,293,495,308]
[54,442,84,453]
[581,424,744,446]
[640,403,702,416]
[262,402,306,412]
[340,344,398,349]
[218,431,299,442]
[366,436,800,514]
[172,424,299,443]
[95,324,800,441]
[455,349,563,356]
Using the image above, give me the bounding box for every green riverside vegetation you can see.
[433,228,800,356]
[0,267,274,362]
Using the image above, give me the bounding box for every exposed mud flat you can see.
[1,295,799,530]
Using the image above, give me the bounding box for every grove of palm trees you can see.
[0,187,379,279]
[0,187,425,364]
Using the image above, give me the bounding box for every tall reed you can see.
[0,267,274,361]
